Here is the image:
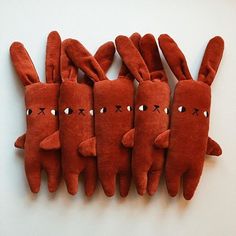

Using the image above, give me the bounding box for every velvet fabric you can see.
[65,33,140,197]
[116,34,170,196]
[10,31,61,193]
[157,34,224,200]
[41,40,115,196]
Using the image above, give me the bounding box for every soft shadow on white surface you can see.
[0,0,236,236]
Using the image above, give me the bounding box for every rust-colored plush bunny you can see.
[10,31,61,193]
[116,34,170,196]
[65,33,141,197]
[40,40,115,196]
[158,34,224,200]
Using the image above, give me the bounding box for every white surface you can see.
[0,0,236,235]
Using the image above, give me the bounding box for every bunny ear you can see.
[140,34,167,82]
[65,39,107,82]
[158,34,192,81]
[61,39,78,82]
[118,32,141,77]
[45,31,61,83]
[116,35,150,82]
[94,41,115,73]
[10,42,39,86]
[198,36,224,86]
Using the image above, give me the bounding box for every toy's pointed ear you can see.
[45,31,61,83]
[118,32,141,77]
[158,34,192,81]
[94,41,115,73]
[140,34,167,82]
[116,35,150,82]
[65,39,107,82]
[61,39,78,82]
[10,42,39,86]
[198,36,224,86]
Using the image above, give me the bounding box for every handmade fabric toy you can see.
[40,40,115,196]
[10,31,61,193]
[115,34,170,196]
[65,33,141,197]
[157,34,224,200]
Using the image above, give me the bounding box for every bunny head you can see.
[10,31,61,131]
[158,34,224,133]
[116,34,170,128]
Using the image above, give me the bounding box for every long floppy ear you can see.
[65,39,108,82]
[45,31,61,83]
[140,34,168,82]
[198,36,224,86]
[94,41,115,73]
[61,39,78,82]
[10,42,39,86]
[118,32,141,77]
[116,35,150,82]
[158,34,192,81]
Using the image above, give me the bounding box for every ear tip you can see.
[115,35,129,44]
[142,33,155,41]
[210,36,224,47]
[10,42,24,54]
[47,31,61,43]
[130,32,141,39]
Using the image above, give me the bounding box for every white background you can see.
[0,0,236,235]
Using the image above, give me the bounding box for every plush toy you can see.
[115,34,170,196]
[40,40,115,196]
[65,33,141,197]
[157,34,224,200]
[10,31,61,193]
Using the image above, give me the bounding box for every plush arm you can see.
[154,129,170,149]
[40,131,61,150]
[15,133,26,149]
[122,128,135,148]
[78,137,96,157]
[206,137,222,156]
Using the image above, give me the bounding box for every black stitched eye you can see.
[203,111,209,118]
[139,105,148,111]
[26,109,32,116]
[51,109,58,116]
[127,106,133,112]
[178,106,186,112]
[164,108,170,114]
[100,107,107,113]
[64,108,73,115]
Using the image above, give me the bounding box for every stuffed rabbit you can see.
[40,39,115,196]
[10,31,61,193]
[157,34,224,200]
[65,33,141,197]
[116,34,170,196]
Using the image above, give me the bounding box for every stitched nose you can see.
[79,108,84,112]
[115,105,122,112]
[38,108,45,115]
[192,108,199,115]
[153,105,160,112]
[78,108,85,115]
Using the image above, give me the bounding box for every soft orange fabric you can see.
[158,34,224,200]
[10,31,61,193]
[41,40,115,196]
[65,33,140,197]
[116,34,170,196]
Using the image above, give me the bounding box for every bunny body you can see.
[11,32,61,193]
[116,34,170,195]
[158,34,224,200]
